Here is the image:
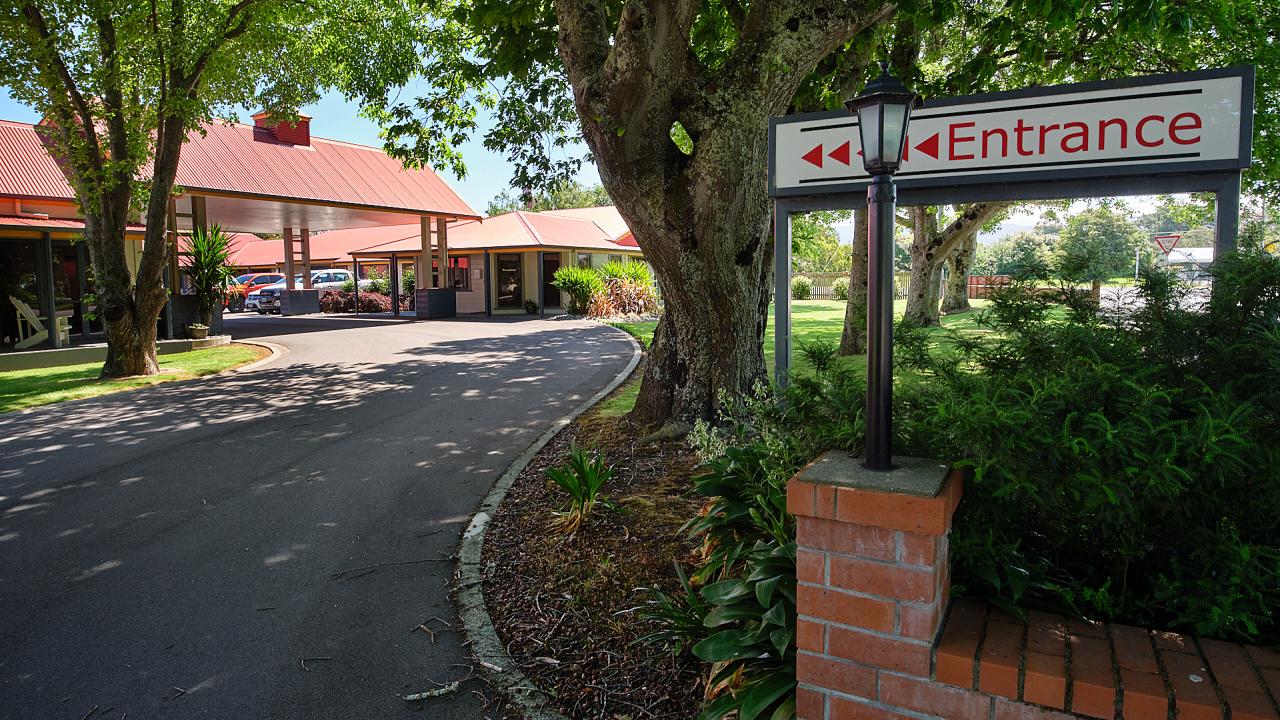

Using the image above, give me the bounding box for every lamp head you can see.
[845,62,919,176]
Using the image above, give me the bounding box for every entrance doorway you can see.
[541,253,561,308]
[496,253,523,309]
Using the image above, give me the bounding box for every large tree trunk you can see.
[621,113,773,426]
[94,114,186,377]
[904,201,1012,326]
[904,207,943,325]
[839,207,869,355]
[554,0,891,426]
[940,232,977,314]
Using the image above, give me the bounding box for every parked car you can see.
[227,273,284,312]
[253,269,367,314]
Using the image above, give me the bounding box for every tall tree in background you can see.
[1055,206,1143,302]
[0,0,422,376]
[487,180,613,215]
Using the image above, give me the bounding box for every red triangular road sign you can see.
[915,133,940,160]
[1154,233,1182,255]
[828,141,851,166]
[802,144,824,168]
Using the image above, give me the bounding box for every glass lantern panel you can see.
[880,102,909,164]
[857,104,881,167]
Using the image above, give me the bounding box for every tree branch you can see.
[20,3,103,172]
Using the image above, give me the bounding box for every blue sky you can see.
[0,87,600,214]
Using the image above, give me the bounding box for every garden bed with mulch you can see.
[480,370,707,719]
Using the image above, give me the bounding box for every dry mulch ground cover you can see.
[480,372,708,719]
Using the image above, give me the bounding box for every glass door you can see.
[541,253,561,307]
[496,253,523,309]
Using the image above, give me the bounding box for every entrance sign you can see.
[767,66,1255,386]
[769,66,1253,198]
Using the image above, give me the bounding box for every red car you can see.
[225,272,284,312]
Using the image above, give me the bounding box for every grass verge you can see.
[0,343,269,413]
[608,299,993,387]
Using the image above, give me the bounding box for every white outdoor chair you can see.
[10,295,71,349]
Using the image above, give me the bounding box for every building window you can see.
[430,256,472,290]
[577,253,593,268]
[609,254,623,264]
[496,253,522,308]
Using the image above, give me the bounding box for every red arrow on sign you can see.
[828,141,851,166]
[915,133,940,160]
[802,144,824,168]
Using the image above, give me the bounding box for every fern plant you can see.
[545,446,612,533]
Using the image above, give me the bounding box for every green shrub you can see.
[897,251,1280,643]
[599,259,654,287]
[797,338,838,373]
[546,446,612,533]
[552,265,605,315]
[833,275,850,301]
[401,265,416,295]
[790,275,812,300]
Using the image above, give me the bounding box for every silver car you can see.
[254,270,368,314]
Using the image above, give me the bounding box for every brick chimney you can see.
[251,111,311,146]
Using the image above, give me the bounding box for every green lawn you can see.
[604,300,993,416]
[612,299,991,375]
[0,344,267,413]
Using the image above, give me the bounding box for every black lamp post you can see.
[846,62,918,471]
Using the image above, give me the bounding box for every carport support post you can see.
[353,257,360,316]
[484,250,492,317]
[300,228,313,289]
[283,227,296,290]
[1215,172,1241,256]
[773,202,792,385]
[389,254,400,317]
[418,216,431,293]
[537,250,545,316]
[436,217,449,288]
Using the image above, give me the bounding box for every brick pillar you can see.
[788,451,962,719]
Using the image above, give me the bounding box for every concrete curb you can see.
[232,339,288,373]
[455,325,643,720]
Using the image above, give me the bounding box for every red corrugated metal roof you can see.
[0,215,145,232]
[538,206,630,239]
[343,210,644,256]
[226,231,369,267]
[0,118,478,219]
[175,122,477,218]
[0,121,75,199]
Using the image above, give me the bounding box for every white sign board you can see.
[769,67,1253,198]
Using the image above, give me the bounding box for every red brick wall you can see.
[788,466,1280,720]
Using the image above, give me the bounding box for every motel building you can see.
[0,112,643,352]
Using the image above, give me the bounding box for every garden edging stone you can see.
[455,326,642,719]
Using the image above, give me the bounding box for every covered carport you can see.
[162,112,479,332]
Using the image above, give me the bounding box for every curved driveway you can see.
[0,314,634,719]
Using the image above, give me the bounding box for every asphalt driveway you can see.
[0,314,635,719]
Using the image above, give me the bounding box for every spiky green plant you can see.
[183,224,237,326]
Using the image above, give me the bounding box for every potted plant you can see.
[184,223,236,333]
[524,299,539,314]
[188,323,209,340]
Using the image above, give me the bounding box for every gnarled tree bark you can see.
[839,207,869,355]
[904,201,1011,325]
[940,231,977,314]
[554,0,893,426]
